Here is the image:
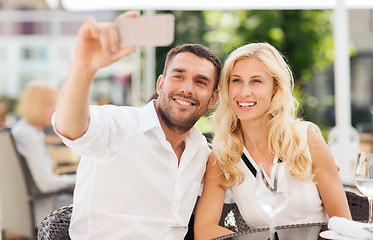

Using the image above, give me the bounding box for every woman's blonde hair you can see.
[19,81,58,125]
[212,42,313,189]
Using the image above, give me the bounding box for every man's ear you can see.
[156,75,164,95]
[208,89,219,109]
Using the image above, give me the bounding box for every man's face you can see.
[156,52,218,134]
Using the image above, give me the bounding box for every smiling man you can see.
[53,11,221,240]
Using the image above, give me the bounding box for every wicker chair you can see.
[37,205,73,240]
[222,191,369,234]
[38,205,203,240]
[223,204,250,233]
[345,190,368,221]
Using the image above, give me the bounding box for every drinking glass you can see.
[256,161,289,240]
[355,151,373,223]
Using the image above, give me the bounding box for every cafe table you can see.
[213,222,330,240]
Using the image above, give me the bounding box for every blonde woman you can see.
[11,81,76,228]
[194,43,351,239]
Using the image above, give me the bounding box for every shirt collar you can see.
[139,100,161,133]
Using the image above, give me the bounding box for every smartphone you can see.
[115,14,175,47]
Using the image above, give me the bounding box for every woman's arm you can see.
[194,153,235,240]
[308,127,352,219]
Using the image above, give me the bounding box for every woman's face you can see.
[228,58,275,124]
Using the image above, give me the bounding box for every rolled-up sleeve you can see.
[51,105,130,160]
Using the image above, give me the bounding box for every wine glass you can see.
[256,161,289,240]
[355,151,373,223]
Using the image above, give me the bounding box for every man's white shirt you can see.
[52,100,210,240]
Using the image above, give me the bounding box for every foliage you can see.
[0,95,17,112]
[202,10,334,87]
[156,9,333,86]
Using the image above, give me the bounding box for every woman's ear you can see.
[272,80,278,97]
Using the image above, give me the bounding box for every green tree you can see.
[203,10,334,86]
[155,10,334,126]
[203,10,334,125]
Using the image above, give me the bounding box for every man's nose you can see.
[180,79,194,95]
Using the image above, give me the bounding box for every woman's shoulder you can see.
[292,120,322,137]
[11,118,40,137]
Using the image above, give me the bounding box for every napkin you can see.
[328,216,373,239]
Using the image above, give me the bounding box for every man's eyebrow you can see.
[196,74,210,82]
[171,68,186,73]
[170,68,212,83]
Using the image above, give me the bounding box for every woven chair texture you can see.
[224,204,250,233]
[36,192,366,239]
[215,222,326,240]
[223,191,368,233]
[346,191,368,222]
[37,205,72,240]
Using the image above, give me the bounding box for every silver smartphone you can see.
[115,14,175,47]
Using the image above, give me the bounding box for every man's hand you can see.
[72,11,138,75]
[55,11,138,140]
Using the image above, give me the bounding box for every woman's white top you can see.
[230,124,328,228]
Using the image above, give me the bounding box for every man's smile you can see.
[173,96,197,108]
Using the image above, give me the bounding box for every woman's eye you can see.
[231,78,241,83]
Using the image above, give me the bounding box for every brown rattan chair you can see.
[345,190,368,221]
[37,205,73,240]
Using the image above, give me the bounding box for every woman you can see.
[11,81,76,227]
[194,43,351,239]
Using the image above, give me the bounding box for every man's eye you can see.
[196,80,207,86]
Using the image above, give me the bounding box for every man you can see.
[53,11,221,239]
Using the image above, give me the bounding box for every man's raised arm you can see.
[54,12,137,140]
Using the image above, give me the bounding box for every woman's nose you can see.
[240,84,252,97]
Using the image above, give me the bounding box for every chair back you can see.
[0,129,34,238]
[38,205,72,240]
[346,191,368,221]
[17,148,45,198]
[223,204,250,233]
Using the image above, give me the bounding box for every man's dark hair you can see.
[162,44,221,90]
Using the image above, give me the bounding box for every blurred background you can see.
[0,0,373,239]
[0,1,372,135]
[0,1,372,181]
